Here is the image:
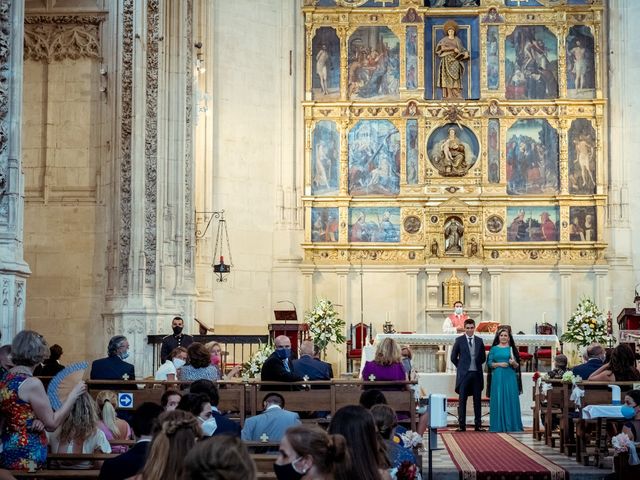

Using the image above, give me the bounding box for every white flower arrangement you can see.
[304,298,346,354]
[241,342,275,380]
[561,297,612,347]
[561,370,582,384]
[400,430,423,448]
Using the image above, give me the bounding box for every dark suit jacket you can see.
[572,358,604,380]
[292,355,333,384]
[260,352,302,390]
[212,409,241,437]
[160,334,194,363]
[98,440,149,480]
[90,355,136,389]
[451,334,486,394]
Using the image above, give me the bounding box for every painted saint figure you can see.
[435,20,470,100]
[570,40,587,90]
[316,44,330,95]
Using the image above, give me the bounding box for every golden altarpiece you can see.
[301,0,606,334]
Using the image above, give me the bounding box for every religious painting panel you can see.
[506,119,559,195]
[486,25,499,91]
[505,26,558,100]
[348,26,400,100]
[426,123,479,177]
[349,207,401,243]
[348,120,400,195]
[506,206,560,242]
[424,16,480,100]
[312,120,340,195]
[488,118,500,183]
[569,206,597,242]
[406,119,419,184]
[312,27,341,101]
[566,25,596,99]
[405,26,418,90]
[504,0,543,6]
[427,1,479,7]
[311,208,340,243]
[568,118,596,195]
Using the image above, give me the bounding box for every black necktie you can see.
[468,337,473,351]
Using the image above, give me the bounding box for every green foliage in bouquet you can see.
[560,297,613,347]
[304,298,346,354]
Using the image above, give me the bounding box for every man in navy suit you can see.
[90,335,136,387]
[190,379,241,437]
[260,335,303,390]
[572,343,605,380]
[292,340,333,385]
[451,318,486,431]
[98,402,164,480]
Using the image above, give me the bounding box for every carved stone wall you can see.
[24,16,101,62]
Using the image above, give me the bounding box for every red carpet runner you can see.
[441,432,566,480]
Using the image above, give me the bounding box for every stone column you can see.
[405,268,421,333]
[424,266,440,333]
[103,0,197,377]
[558,268,573,334]
[0,0,30,338]
[466,267,483,310]
[487,267,503,323]
[301,265,315,312]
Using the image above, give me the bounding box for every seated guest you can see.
[154,346,187,381]
[160,390,182,412]
[183,435,257,480]
[275,424,348,480]
[98,402,164,480]
[589,344,640,381]
[160,316,194,364]
[621,389,640,442]
[178,343,219,382]
[400,346,413,378]
[359,389,408,440]
[135,410,202,480]
[545,354,568,379]
[204,341,242,379]
[241,393,300,442]
[90,335,135,385]
[328,405,390,480]
[190,379,241,437]
[371,404,418,472]
[362,337,407,389]
[95,391,132,453]
[292,340,333,384]
[48,393,112,469]
[177,393,216,437]
[572,344,605,379]
[0,345,12,377]
[33,344,65,377]
[260,335,303,389]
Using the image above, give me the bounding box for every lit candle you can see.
[220,255,224,264]
[542,312,547,324]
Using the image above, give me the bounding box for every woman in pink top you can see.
[95,390,131,453]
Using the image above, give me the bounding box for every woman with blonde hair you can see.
[48,393,111,469]
[182,435,256,480]
[137,409,202,480]
[362,338,407,389]
[204,342,241,379]
[95,391,132,453]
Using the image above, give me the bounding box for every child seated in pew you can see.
[48,393,112,469]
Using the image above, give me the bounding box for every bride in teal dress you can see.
[487,327,524,432]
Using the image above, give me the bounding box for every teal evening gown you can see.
[487,345,524,432]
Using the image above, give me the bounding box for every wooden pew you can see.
[10,471,101,479]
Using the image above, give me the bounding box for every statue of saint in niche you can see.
[435,20,470,100]
[444,217,464,254]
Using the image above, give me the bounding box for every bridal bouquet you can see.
[304,298,346,354]
[241,342,274,379]
[561,297,610,347]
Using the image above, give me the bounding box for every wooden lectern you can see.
[269,310,309,358]
[617,308,640,331]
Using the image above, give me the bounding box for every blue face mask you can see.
[275,348,291,360]
[120,351,130,360]
[621,405,636,419]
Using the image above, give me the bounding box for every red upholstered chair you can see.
[519,346,533,372]
[534,322,563,370]
[346,322,373,372]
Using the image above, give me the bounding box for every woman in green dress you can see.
[487,327,524,432]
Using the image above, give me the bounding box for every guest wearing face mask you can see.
[90,336,135,388]
[160,316,194,364]
[155,347,187,381]
[260,335,303,390]
[177,393,218,437]
[621,390,640,442]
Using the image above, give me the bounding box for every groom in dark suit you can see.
[451,318,486,431]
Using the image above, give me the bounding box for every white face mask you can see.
[455,307,463,315]
[172,358,186,369]
[199,416,217,436]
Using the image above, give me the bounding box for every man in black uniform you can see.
[160,316,194,363]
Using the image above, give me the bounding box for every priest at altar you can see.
[442,301,468,372]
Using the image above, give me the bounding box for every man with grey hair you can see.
[572,343,605,379]
[292,340,333,384]
[90,335,135,386]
